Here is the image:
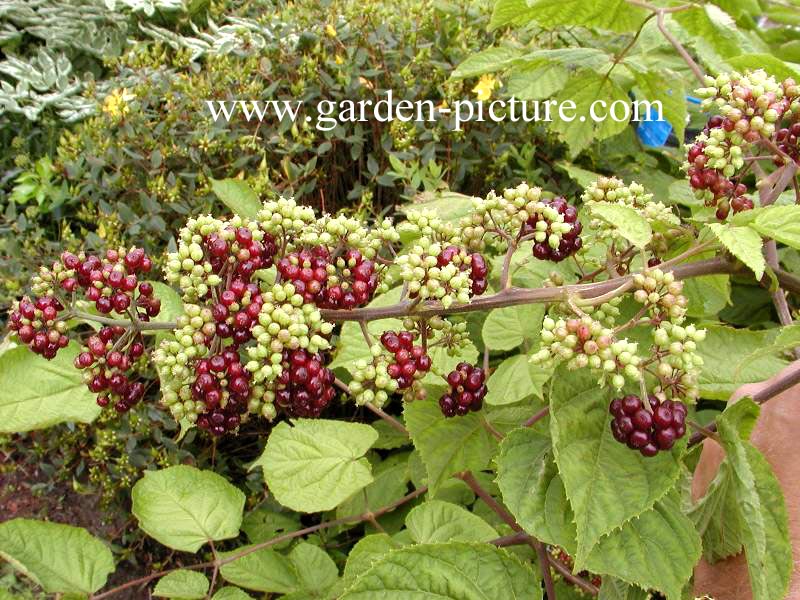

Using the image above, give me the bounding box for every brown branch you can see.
[524,405,550,428]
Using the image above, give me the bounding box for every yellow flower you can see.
[335,54,345,65]
[472,74,498,102]
[102,88,134,119]
[325,24,337,38]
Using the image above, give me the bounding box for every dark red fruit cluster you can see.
[521,197,583,262]
[277,247,331,304]
[193,349,251,435]
[776,122,800,165]
[380,330,432,389]
[205,227,277,280]
[75,326,146,412]
[8,296,68,359]
[212,280,262,346]
[318,249,379,309]
[437,246,489,296]
[61,248,160,319]
[273,349,337,417]
[609,394,687,457]
[439,363,487,417]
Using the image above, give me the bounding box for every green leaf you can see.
[153,570,210,599]
[0,519,114,595]
[707,223,765,279]
[212,588,252,600]
[689,461,745,561]
[289,542,339,592]
[400,192,478,225]
[716,399,792,600]
[404,401,496,495]
[339,542,542,599]
[210,178,261,219]
[552,74,630,157]
[750,205,800,250]
[482,304,544,351]
[598,578,649,600]
[631,69,686,143]
[549,367,684,566]
[253,419,378,512]
[584,494,701,600]
[726,54,800,81]
[405,500,499,543]
[588,203,653,249]
[485,354,549,406]
[0,342,100,433]
[524,0,648,32]
[343,534,403,585]
[131,465,245,552]
[451,47,523,79]
[151,281,184,336]
[673,5,761,63]
[489,0,538,29]
[698,326,788,400]
[505,64,569,100]
[241,503,300,546]
[495,427,576,553]
[336,454,409,519]
[219,546,299,593]
[556,161,603,189]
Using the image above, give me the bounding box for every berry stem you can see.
[481,416,504,441]
[499,241,517,290]
[69,310,177,331]
[334,377,409,436]
[524,405,550,427]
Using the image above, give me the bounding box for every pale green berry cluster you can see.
[400,209,461,246]
[652,322,706,400]
[460,182,545,251]
[687,128,747,181]
[164,214,261,301]
[396,243,473,308]
[348,348,398,408]
[300,214,399,260]
[632,269,688,323]
[256,196,317,243]
[403,315,470,355]
[582,177,678,236]
[244,282,333,384]
[531,315,642,390]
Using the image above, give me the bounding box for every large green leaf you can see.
[588,203,653,249]
[598,578,649,600]
[219,546,299,594]
[451,46,523,79]
[404,401,496,495]
[495,427,576,553]
[153,570,210,599]
[489,0,538,29]
[212,588,253,600]
[707,223,765,280]
[726,54,800,81]
[339,542,542,599]
[405,500,499,543]
[549,367,684,566]
[253,419,377,512]
[131,465,246,552]
[0,342,100,433]
[750,205,800,250]
[485,354,549,406]
[0,519,114,595]
[716,399,792,600]
[689,460,744,561]
[630,69,686,145]
[210,178,261,219]
[505,63,569,100]
[584,494,701,600]
[336,453,409,519]
[524,0,648,32]
[482,304,543,351]
[343,534,403,585]
[289,543,339,593]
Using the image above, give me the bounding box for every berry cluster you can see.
[75,326,146,412]
[380,331,432,389]
[56,248,160,318]
[272,349,337,417]
[582,177,679,237]
[632,269,688,323]
[439,363,487,417]
[437,245,489,296]
[8,296,68,359]
[319,249,379,309]
[192,349,252,436]
[532,314,641,390]
[651,322,706,402]
[212,280,263,346]
[520,196,583,262]
[776,122,800,165]
[609,394,687,457]
[277,247,331,304]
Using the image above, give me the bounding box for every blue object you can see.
[637,106,673,147]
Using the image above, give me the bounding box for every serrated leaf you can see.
[131,466,245,552]
[451,47,523,79]
[212,588,252,600]
[598,578,649,600]
[707,223,765,280]
[289,543,339,592]
[552,73,629,157]
[673,5,762,64]
[495,427,576,553]
[588,203,653,248]
[584,494,700,600]
[716,399,792,600]
[549,367,684,566]
[489,0,538,29]
[339,542,542,599]
[343,533,403,585]
[253,419,377,512]
[482,304,543,351]
[750,205,800,250]
[153,570,209,599]
[524,0,647,32]
[0,342,100,433]
[505,63,569,100]
[219,546,299,593]
[210,178,260,219]
[726,54,800,81]
[405,500,499,543]
[404,401,496,494]
[485,354,549,406]
[336,454,409,519]
[0,519,114,595]
[689,461,745,561]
